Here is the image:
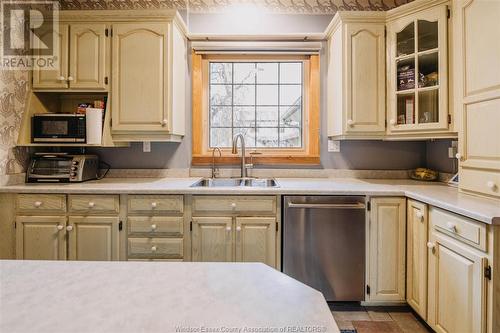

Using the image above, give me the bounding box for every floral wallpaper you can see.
[0,0,411,176]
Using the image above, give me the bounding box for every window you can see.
[209,62,303,148]
[192,53,319,165]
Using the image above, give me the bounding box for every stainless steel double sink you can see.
[190,178,279,188]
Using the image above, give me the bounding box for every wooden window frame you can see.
[192,52,320,166]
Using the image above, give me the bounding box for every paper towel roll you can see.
[86,108,103,145]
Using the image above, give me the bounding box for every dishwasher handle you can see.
[287,202,366,209]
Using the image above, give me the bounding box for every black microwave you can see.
[32,114,86,143]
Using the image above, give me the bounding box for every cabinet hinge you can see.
[366,285,371,295]
[448,114,452,124]
[190,221,192,232]
[384,27,387,37]
[276,222,278,232]
[118,221,123,231]
[110,28,113,37]
[14,221,16,229]
[104,76,108,85]
[447,7,451,19]
[367,201,371,211]
[485,265,492,280]
[105,28,109,37]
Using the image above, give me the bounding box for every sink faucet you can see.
[232,134,250,178]
[211,147,222,178]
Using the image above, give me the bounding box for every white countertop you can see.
[0,260,339,333]
[1,177,499,224]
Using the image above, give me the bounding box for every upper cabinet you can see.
[33,23,109,91]
[386,3,452,137]
[326,13,386,139]
[454,0,500,199]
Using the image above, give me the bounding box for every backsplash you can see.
[60,0,413,13]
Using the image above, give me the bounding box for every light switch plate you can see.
[328,139,341,152]
[143,141,151,153]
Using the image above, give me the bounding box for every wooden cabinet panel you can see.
[406,200,428,318]
[192,196,276,216]
[69,23,108,89]
[68,216,119,261]
[368,197,406,302]
[128,237,183,258]
[192,217,233,262]
[17,194,66,214]
[69,195,119,214]
[128,216,183,237]
[111,23,170,132]
[427,232,486,333]
[16,216,66,260]
[127,195,183,215]
[32,24,69,89]
[235,217,276,268]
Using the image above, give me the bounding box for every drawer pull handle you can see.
[236,226,241,232]
[231,203,236,208]
[447,222,457,233]
[66,225,73,232]
[151,246,157,252]
[347,119,354,126]
[56,225,64,231]
[67,76,74,81]
[389,119,396,125]
[58,76,66,81]
[161,119,168,127]
[88,202,95,208]
[151,202,158,208]
[34,201,42,207]
[416,211,424,221]
[226,226,231,232]
[151,224,157,231]
[487,181,497,191]
[455,153,463,161]
[427,242,435,250]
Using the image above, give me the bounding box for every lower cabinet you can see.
[16,216,67,260]
[192,216,277,267]
[406,199,429,319]
[367,197,406,302]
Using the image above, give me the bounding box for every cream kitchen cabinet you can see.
[406,199,428,319]
[191,217,234,262]
[367,197,406,303]
[33,23,109,91]
[111,18,187,142]
[427,208,488,333]
[386,1,454,138]
[15,216,67,260]
[235,217,276,267]
[326,12,386,139]
[454,0,500,199]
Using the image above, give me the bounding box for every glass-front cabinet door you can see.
[387,6,449,134]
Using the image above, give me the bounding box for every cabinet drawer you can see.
[128,259,183,262]
[461,168,500,198]
[127,195,183,214]
[128,238,183,258]
[192,196,276,215]
[430,207,487,251]
[69,195,119,214]
[128,216,183,236]
[17,194,66,213]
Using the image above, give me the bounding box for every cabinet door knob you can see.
[151,202,158,208]
[151,246,157,252]
[455,153,463,161]
[347,119,354,126]
[487,181,497,190]
[34,201,42,207]
[67,76,74,81]
[416,211,423,221]
[56,225,64,231]
[446,222,457,232]
[151,224,157,231]
[58,76,65,81]
[426,242,435,249]
[161,119,167,127]
[66,225,73,231]
[231,203,236,208]
[389,119,396,125]
[236,226,242,232]
[88,202,95,208]
[226,226,231,231]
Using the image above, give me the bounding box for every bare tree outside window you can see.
[209,61,303,148]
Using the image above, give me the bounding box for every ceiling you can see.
[58,0,414,14]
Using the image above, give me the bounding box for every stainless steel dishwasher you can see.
[282,196,366,302]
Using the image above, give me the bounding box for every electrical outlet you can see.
[328,139,341,152]
[143,141,151,153]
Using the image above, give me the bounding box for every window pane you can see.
[234,128,256,147]
[280,63,302,84]
[234,63,255,84]
[257,107,278,127]
[210,63,232,84]
[256,128,278,147]
[257,85,278,105]
[280,85,302,105]
[234,107,255,127]
[234,84,255,105]
[210,128,232,147]
[280,106,301,127]
[280,128,301,147]
[257,63,278,84]
[210,106,232,127]
[210,85,232,105]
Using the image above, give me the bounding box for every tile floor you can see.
[330,304,433,333]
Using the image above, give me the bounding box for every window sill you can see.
[191,154,320,166]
